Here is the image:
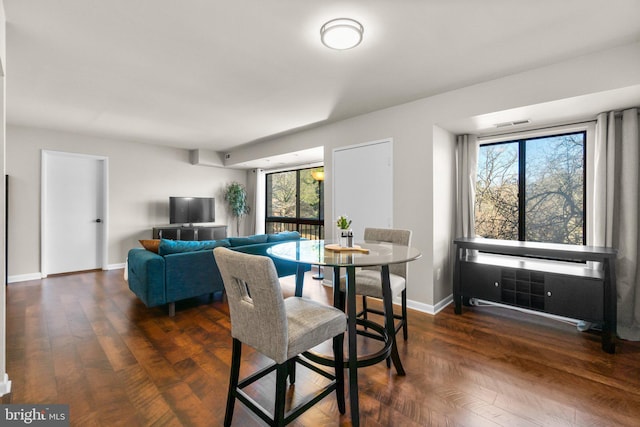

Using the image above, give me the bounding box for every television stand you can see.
[453,237,618,353]
[152,224,227,241]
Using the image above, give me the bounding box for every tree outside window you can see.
[475,132,585,245]
[267,171,297,217]
[266,166,324,239]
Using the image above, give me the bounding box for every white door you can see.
[42,151,108,276]
[333,139,393,242]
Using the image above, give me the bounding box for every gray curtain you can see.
[594,108,640,341]
[246,168,266,236]
[455,134,478,238]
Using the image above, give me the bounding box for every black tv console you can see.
[152,225,227,241]
[453,237,618,353]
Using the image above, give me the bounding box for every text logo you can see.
[1,405,69,426]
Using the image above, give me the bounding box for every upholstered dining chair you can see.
[213,247,346,427]
[340,228,412,341]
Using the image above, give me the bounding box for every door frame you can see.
[41,150,109,277]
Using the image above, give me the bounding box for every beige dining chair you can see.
[214,247,347,426]
[340,227,412,341]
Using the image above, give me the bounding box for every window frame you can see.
[264,165,324,239]
[477,122,595,245]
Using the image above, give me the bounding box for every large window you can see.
[475,131,585,245]
[265,166,324,239]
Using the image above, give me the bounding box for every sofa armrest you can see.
[127,248,166,307]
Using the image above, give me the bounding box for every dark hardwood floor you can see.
[3,269,640,426]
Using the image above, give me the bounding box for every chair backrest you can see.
[363,228,412,278]
[214,247,288,363]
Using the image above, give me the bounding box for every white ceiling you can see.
[5,0,640,166]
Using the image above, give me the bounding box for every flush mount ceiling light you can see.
[320,18,364,50]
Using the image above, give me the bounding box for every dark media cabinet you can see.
[453,237,618,353]
[152,225,227,241]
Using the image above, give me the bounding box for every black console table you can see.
[152,225,227,241]
[453,237,618,353]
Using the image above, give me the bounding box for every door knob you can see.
[96,219,102,223]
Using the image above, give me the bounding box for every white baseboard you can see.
[0,373,11,396]
[7,273,43,283]
[406,294,453,315]
[107,263,125,270]
[433,294,454,314]
[8,265,125,284]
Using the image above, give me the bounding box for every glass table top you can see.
[267,239,421,268]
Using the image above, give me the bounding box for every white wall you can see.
[432,125,456,306]
[0,0,9,397]
[6,125,247,280]
[225,41,640,310]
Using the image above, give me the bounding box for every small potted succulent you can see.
[336,215,353,247]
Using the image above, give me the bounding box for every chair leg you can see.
[402,289,408,341]
[336,291,346,312]
[362,295,368,320]
[381,266,405,376]
[274,363,288,426]
[287,358,296,384]
[333,333,346,414]
[224,338,242,427]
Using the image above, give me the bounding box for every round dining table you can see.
[268,239,422,427]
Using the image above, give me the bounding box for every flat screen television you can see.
[169,197,215,224]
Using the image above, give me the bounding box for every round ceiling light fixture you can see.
[320,18,364,50]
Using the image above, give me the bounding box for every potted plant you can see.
[336,215,353,247]
[224,182,250,236]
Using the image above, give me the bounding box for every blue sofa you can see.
[127,231,310,316]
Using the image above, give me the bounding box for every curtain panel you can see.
[247,168,266,236]
[594,108,640,341]
[455,134,478,238]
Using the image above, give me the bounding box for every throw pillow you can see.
[158,238,230,256]
[139,239,160,253]
[267,231,302,242]
[228,234,269,247]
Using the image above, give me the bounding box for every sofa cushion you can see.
[139,239,160,253]
[228,234,269,247]
[158,238,230,256]
[267,231,301,242]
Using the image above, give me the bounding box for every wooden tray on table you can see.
[325,244,370,254]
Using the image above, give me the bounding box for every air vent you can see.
[495,119,531,128]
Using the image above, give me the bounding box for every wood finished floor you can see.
[3,269,640,426]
